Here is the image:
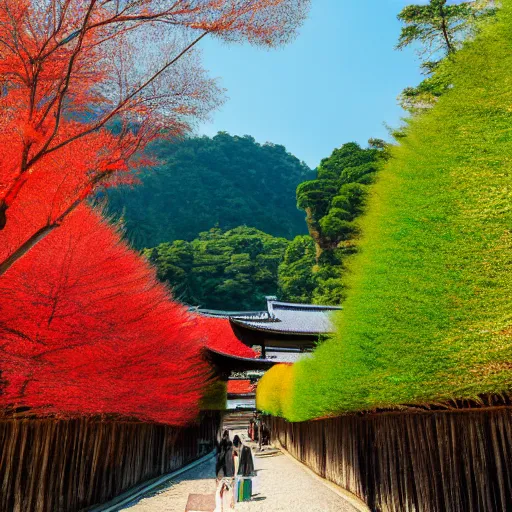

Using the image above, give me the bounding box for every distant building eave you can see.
[205,348,276,372]
[229,316,332,336]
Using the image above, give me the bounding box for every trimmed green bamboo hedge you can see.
[260,1,512,421]
[256,364,294,417]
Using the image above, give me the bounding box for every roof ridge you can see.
[270,300,342,311]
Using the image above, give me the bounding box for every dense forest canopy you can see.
[278,141,387,305]
[142,140,385,311]
[105,132,312,249]
[144,226,289,311]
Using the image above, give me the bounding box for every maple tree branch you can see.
[36,0,73,61]
[0,1,98,228]
[43,30,209,157]
[0,164,123,276]
[32,0,98,157]
[38,0,184,61]
[0,224,60,277]
[2,3,31,83]
[0,325,33,342]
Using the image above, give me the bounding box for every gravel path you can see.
[122,457,217,512]
[236,450,359,512]
[123,439,359,512]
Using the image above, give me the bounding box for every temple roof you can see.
[230,300,341,335]
[194,315,257,359]
[206,348,277,372]
[194,309,266,319]
[265,348,312,364]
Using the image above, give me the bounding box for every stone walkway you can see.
[122,457,217,512]
[123,440,360,512]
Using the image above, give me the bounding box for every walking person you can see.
[234,434,257,503]
[248,416,255,442]
[232,435,242,477]
[215,430,235,511]
[216,430,234,479]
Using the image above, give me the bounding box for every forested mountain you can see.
[144,227,289,310]
[105,132,312,249]
[144,141,386,310]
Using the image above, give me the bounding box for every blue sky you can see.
[197,0,424,169]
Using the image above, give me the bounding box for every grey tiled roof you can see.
[193,308,266,319]
[230,300,341,335]
[206,348,276,370]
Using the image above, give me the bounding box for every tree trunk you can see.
[439,5,454,54]
[0,224,59,277]
[304,207,324,264]
[0,200,7,230]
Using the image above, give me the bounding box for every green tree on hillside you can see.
[105,133,312,249]
[396,0,493,56]
[397,0,496,111]
[278,141,387,305]
[277,236,316,303]
[144,226,289,310]
[296,142,383,259]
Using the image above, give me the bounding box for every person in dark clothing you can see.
[248,417,255,441]
[232,435,241,476]
[238,445,255,477]
[216,430,235,478]
[216,429,230,456]
[261,421,270,446]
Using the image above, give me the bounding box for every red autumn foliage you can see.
[0,0,310,275]
[194,316,257,359]
[0,0,308,425]
[0,205,211,425]
[0,152,258,423]
[227,380,255,396]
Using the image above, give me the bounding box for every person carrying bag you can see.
[215,430,235,511]
[234,438,256,502]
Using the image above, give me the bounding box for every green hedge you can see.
[276,2,512,421]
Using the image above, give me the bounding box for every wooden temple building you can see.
[199,297,340,411]
[201,297,341,363]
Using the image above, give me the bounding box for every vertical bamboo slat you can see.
[0,412,220,512]
[268,408,512,512]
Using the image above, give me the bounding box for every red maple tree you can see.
[0,204,212,424]
[0,0,309,424]
[0,0,310,275]
[0,201,260,423]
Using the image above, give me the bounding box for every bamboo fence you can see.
[268,407,512,511]
[0,412,220,512]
